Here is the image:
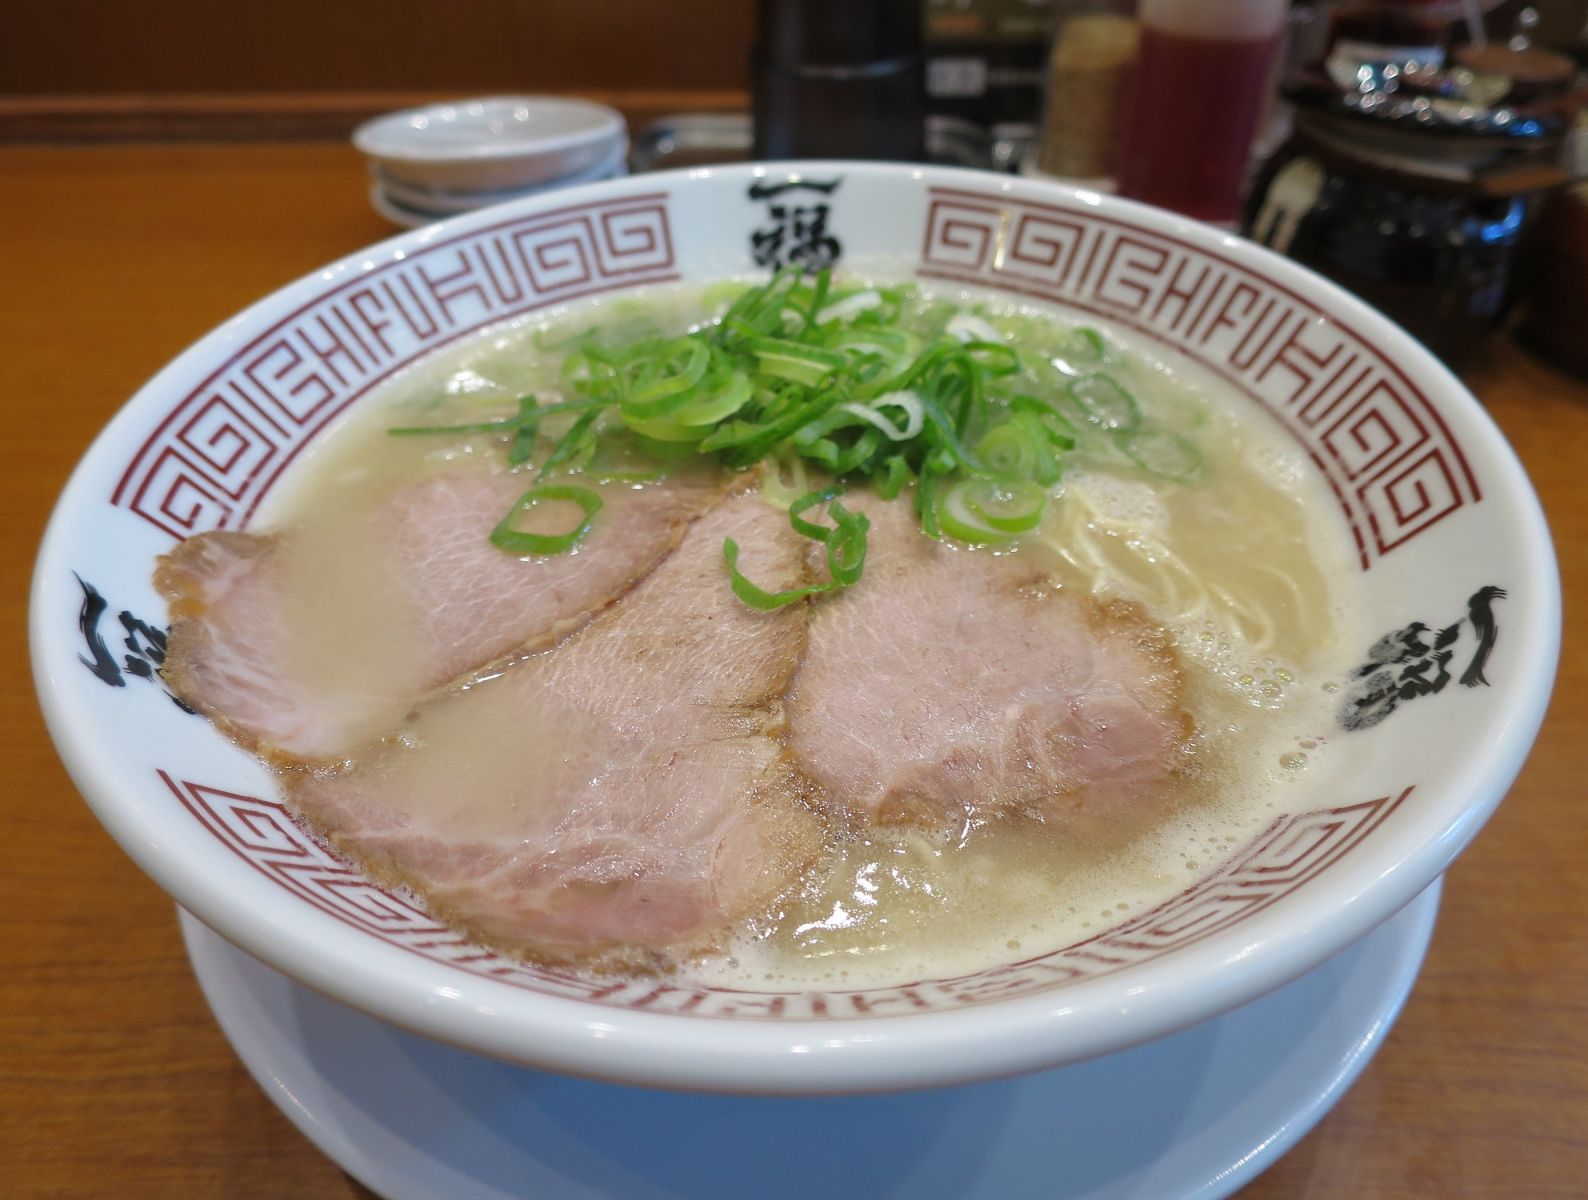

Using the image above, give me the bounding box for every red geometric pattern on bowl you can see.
[110,192,679,539]
[106,183,1482,568]
[163,768,1412,1020]
[918,186,1481,569]
[109,182,1443,1019]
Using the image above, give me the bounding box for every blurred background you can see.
[5,0,1588,371]
[0,1,751,138]
[6,8,1587,1197]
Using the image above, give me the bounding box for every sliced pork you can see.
[787,494,1188,830]
[288,491,826,961]
[156,469,721,762]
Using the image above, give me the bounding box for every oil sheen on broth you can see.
[261,280,1363,990]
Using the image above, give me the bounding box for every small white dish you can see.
[367,182,433,229]
[354,95,625,191]
[374,137,630,214]
[181,880,1441,1200]
[369,158,631,229]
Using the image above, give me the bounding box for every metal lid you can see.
[1285,64,1567,143]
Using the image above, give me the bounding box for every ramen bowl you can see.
[31,163,1558,1094]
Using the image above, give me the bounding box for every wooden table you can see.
[3,144,1584,1198]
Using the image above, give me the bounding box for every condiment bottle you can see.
[1245,104,1564,371]
[752,0,926,161]
[1113,0,1290,224]
[1035,6,1141,184]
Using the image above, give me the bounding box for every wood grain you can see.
[0,89,750,144]
[3,144,1584,1198]
[0,0,752,96]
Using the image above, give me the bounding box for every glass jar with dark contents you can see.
[1244,67,1570,371]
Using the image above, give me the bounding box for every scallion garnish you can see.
[787,487,845,542]
[723,489,871,611]
[1117,427,1204,483]
[723,538,833,610]
[490,484,603,556]
[1065,373,1140,433]
[940,478,1045,543]
[391,268,1205,607]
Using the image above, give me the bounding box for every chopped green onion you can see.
[1117,427,1203,483]
[976,421,1042,479]
[802,270,832,329]
[874,454,912,500]
[823,499,870,587]
[728,488,869,608]
[751,337,847,387]
[816,290,882,325]
[505,395,541,466]
[490,484,603,555]
[940,478,1019,544]
[698,387,846,465]
[788,488,843,541]
[1057,326,1106,365]
[390,268,1205,609]
[628,433,704,463]
[621,338,710,413]
[963,479,1046,533]
[945,312,1004,345]
[915,467,945,540]
[837,391,923,441]
[825,326,912,362]
[722,538,835,610]
[760,452,812,509]
[961,340,1021,376]
[1010,395,1079,449]
[622,413,704,443]
[536,408,604,478]
[1065,373,1140,433]
[671,371,753,426]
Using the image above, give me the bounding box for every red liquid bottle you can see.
[1114,0,1287,224]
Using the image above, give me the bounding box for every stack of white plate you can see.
[354,96,628,227]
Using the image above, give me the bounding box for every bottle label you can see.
[927,57,989,98]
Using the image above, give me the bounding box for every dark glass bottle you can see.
[1245,117,1542,371]
[752,0,927,161]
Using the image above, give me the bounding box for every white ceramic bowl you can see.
[32,163,1558,1095]
[372,136,630,216]
[353,95,625,192]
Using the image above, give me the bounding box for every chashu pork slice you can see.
[287,491,826,961]
[156,469,722,762]
[786,493,1188,830]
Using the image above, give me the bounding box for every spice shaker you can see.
[1034,5,1141,184]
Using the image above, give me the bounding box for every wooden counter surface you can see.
[3,144,1584,1198]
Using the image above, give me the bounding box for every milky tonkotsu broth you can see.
[261,280,1364,989]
